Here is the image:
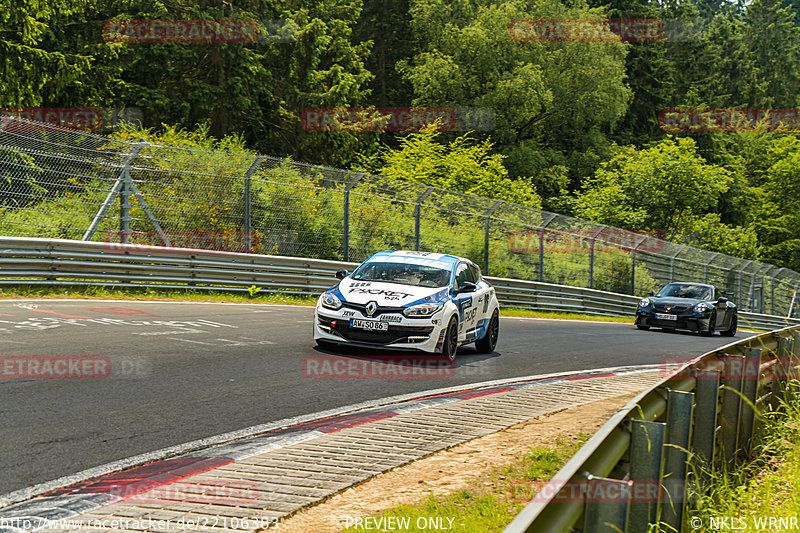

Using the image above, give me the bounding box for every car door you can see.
[453,262,479,341]
[711,287,729,329]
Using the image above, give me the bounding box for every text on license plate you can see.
[350,319,388,331]
[656,313,677,320]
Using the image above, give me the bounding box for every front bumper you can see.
[635,310,711,331]
[313,306,446,353]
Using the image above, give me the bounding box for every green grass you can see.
[340,435,588,533]
[684,382,800,532]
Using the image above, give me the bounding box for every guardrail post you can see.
[242,156,265,253]
[414,187,434,251]
[736,348,762,459]
[627,420,665,531]
[659,390,694,531]
[484,200,504,275]
[719,354,745,465]
[692,369,720,491]
[342,172,365,262]
[583,477,631,533]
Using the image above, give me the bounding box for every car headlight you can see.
[694,303,712,313]
[321,292,342,310]
[639,298,651,307]
[403,303,443,317]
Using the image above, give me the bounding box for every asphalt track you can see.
[0,299,752,496]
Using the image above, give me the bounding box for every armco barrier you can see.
[0,236,799,332]
[503,326,800,532]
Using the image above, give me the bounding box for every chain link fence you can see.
[2,114,799,315]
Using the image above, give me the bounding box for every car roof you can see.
[367,250,464,267]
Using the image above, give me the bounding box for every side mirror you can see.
[717,297,728,304]
[647,291,655,296]
[335,270,348,280]
[455,281,477,294]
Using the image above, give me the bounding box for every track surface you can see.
[0,300,751,495]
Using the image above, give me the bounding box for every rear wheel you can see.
[475,309,499,353]
[721,314,738,337]
[702,311,717,337]
[442,317,459,362]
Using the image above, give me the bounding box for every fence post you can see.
[342,172,365,262]
[630,235,647,295]
[703,253,719,284]
[738,260,752,311]
[83,140,146,243]
[669,245,686,283]
[588,227,604,290]
[414,187,435,251]
[243,155,266,253]
[771,268,785,315]
[538,214,557,283]
[627,420,665,531]
[659,389,694,531]
[483,200,504,275]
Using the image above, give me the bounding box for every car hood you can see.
[651,297,702,306]
[336,278,447,306]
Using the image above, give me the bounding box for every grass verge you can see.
[340,435,589,533]
[685,382,800,531]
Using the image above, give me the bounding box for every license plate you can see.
[656,313,677,320]
[350,319,388,331]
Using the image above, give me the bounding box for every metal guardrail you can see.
[503,326,800,532]
[1,237,798,332]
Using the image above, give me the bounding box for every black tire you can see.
[442,317,459,362]
[316,339,338,351]
[636,325,650,330]
[702,311,717,337]
[475,309,499,353]
[721,313,738,337]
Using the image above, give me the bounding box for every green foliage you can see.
[361,125,542,208]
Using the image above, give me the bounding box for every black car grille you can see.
[318,315,433,344]
[653,304,692,313]
[341,302,405,318]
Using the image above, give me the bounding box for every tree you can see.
[358,124,542,207]
[575,137,734,237]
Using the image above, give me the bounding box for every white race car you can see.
[313,251,500,360]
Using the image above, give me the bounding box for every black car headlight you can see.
[693,303,712,313]
[639,298,651,308]
[403,303,443,317]
[321,292,342,310]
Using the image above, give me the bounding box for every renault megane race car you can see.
[313,251,500,360]
[634,282,738,336]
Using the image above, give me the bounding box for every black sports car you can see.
[634,282,738,336]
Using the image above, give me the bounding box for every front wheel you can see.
[636,325,650,330]
[442,317,459,362]
[475,309,499,353]
[701,311,717,337]
[720,314,738,337]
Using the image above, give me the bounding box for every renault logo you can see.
[365,301,378,317]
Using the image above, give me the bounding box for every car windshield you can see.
[351,261,451,288]
[657,283,713,300]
